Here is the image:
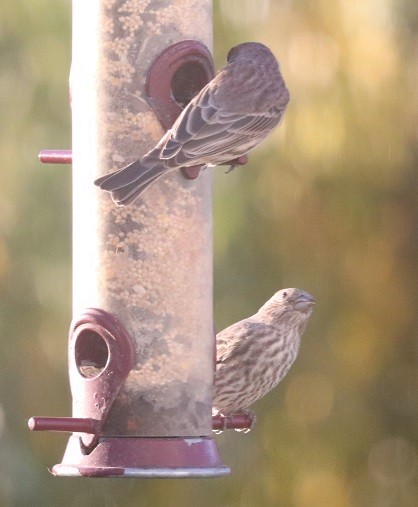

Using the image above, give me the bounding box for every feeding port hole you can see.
[171,61,209,107]
[75,329,109,378]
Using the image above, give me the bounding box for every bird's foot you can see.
[212,410,256,433]
[212,411,230,434]
[233,410,256,433]
[222,155,248,173]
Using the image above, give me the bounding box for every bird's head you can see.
[227,42,276,64]
[258,288,315,321]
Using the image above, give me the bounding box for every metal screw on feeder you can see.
[29,0,257,479]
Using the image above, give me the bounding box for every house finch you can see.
[213,288,314,416]
[94,42,289,206]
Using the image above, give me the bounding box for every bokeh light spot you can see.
[293,470,351,507]
[368,437,417,486]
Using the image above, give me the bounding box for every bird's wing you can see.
[216,319,270,367]
[161,82,284,166]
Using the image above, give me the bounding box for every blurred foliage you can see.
[0,0,417,505]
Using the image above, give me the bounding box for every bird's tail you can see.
[94,157,167,206]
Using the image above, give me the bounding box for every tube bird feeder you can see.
[29,0,235,478]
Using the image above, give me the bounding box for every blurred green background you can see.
[1,0,417,505]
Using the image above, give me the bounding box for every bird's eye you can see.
[282,291,288,298]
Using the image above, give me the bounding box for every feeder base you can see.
[52,436,230,478]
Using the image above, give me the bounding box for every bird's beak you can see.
[294,293,315,312]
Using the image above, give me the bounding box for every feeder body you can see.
[72,0,213,437]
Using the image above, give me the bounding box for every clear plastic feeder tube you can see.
[71,0,213,437]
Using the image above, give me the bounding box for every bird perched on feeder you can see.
[94,42,290,206]
[212,289,314,421]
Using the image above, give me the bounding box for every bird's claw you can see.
[212,410,256,433]
[222,155,248,173]
[234,410,256,433]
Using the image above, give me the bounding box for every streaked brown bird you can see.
[213,288,314,416]
[94,42,290,206]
